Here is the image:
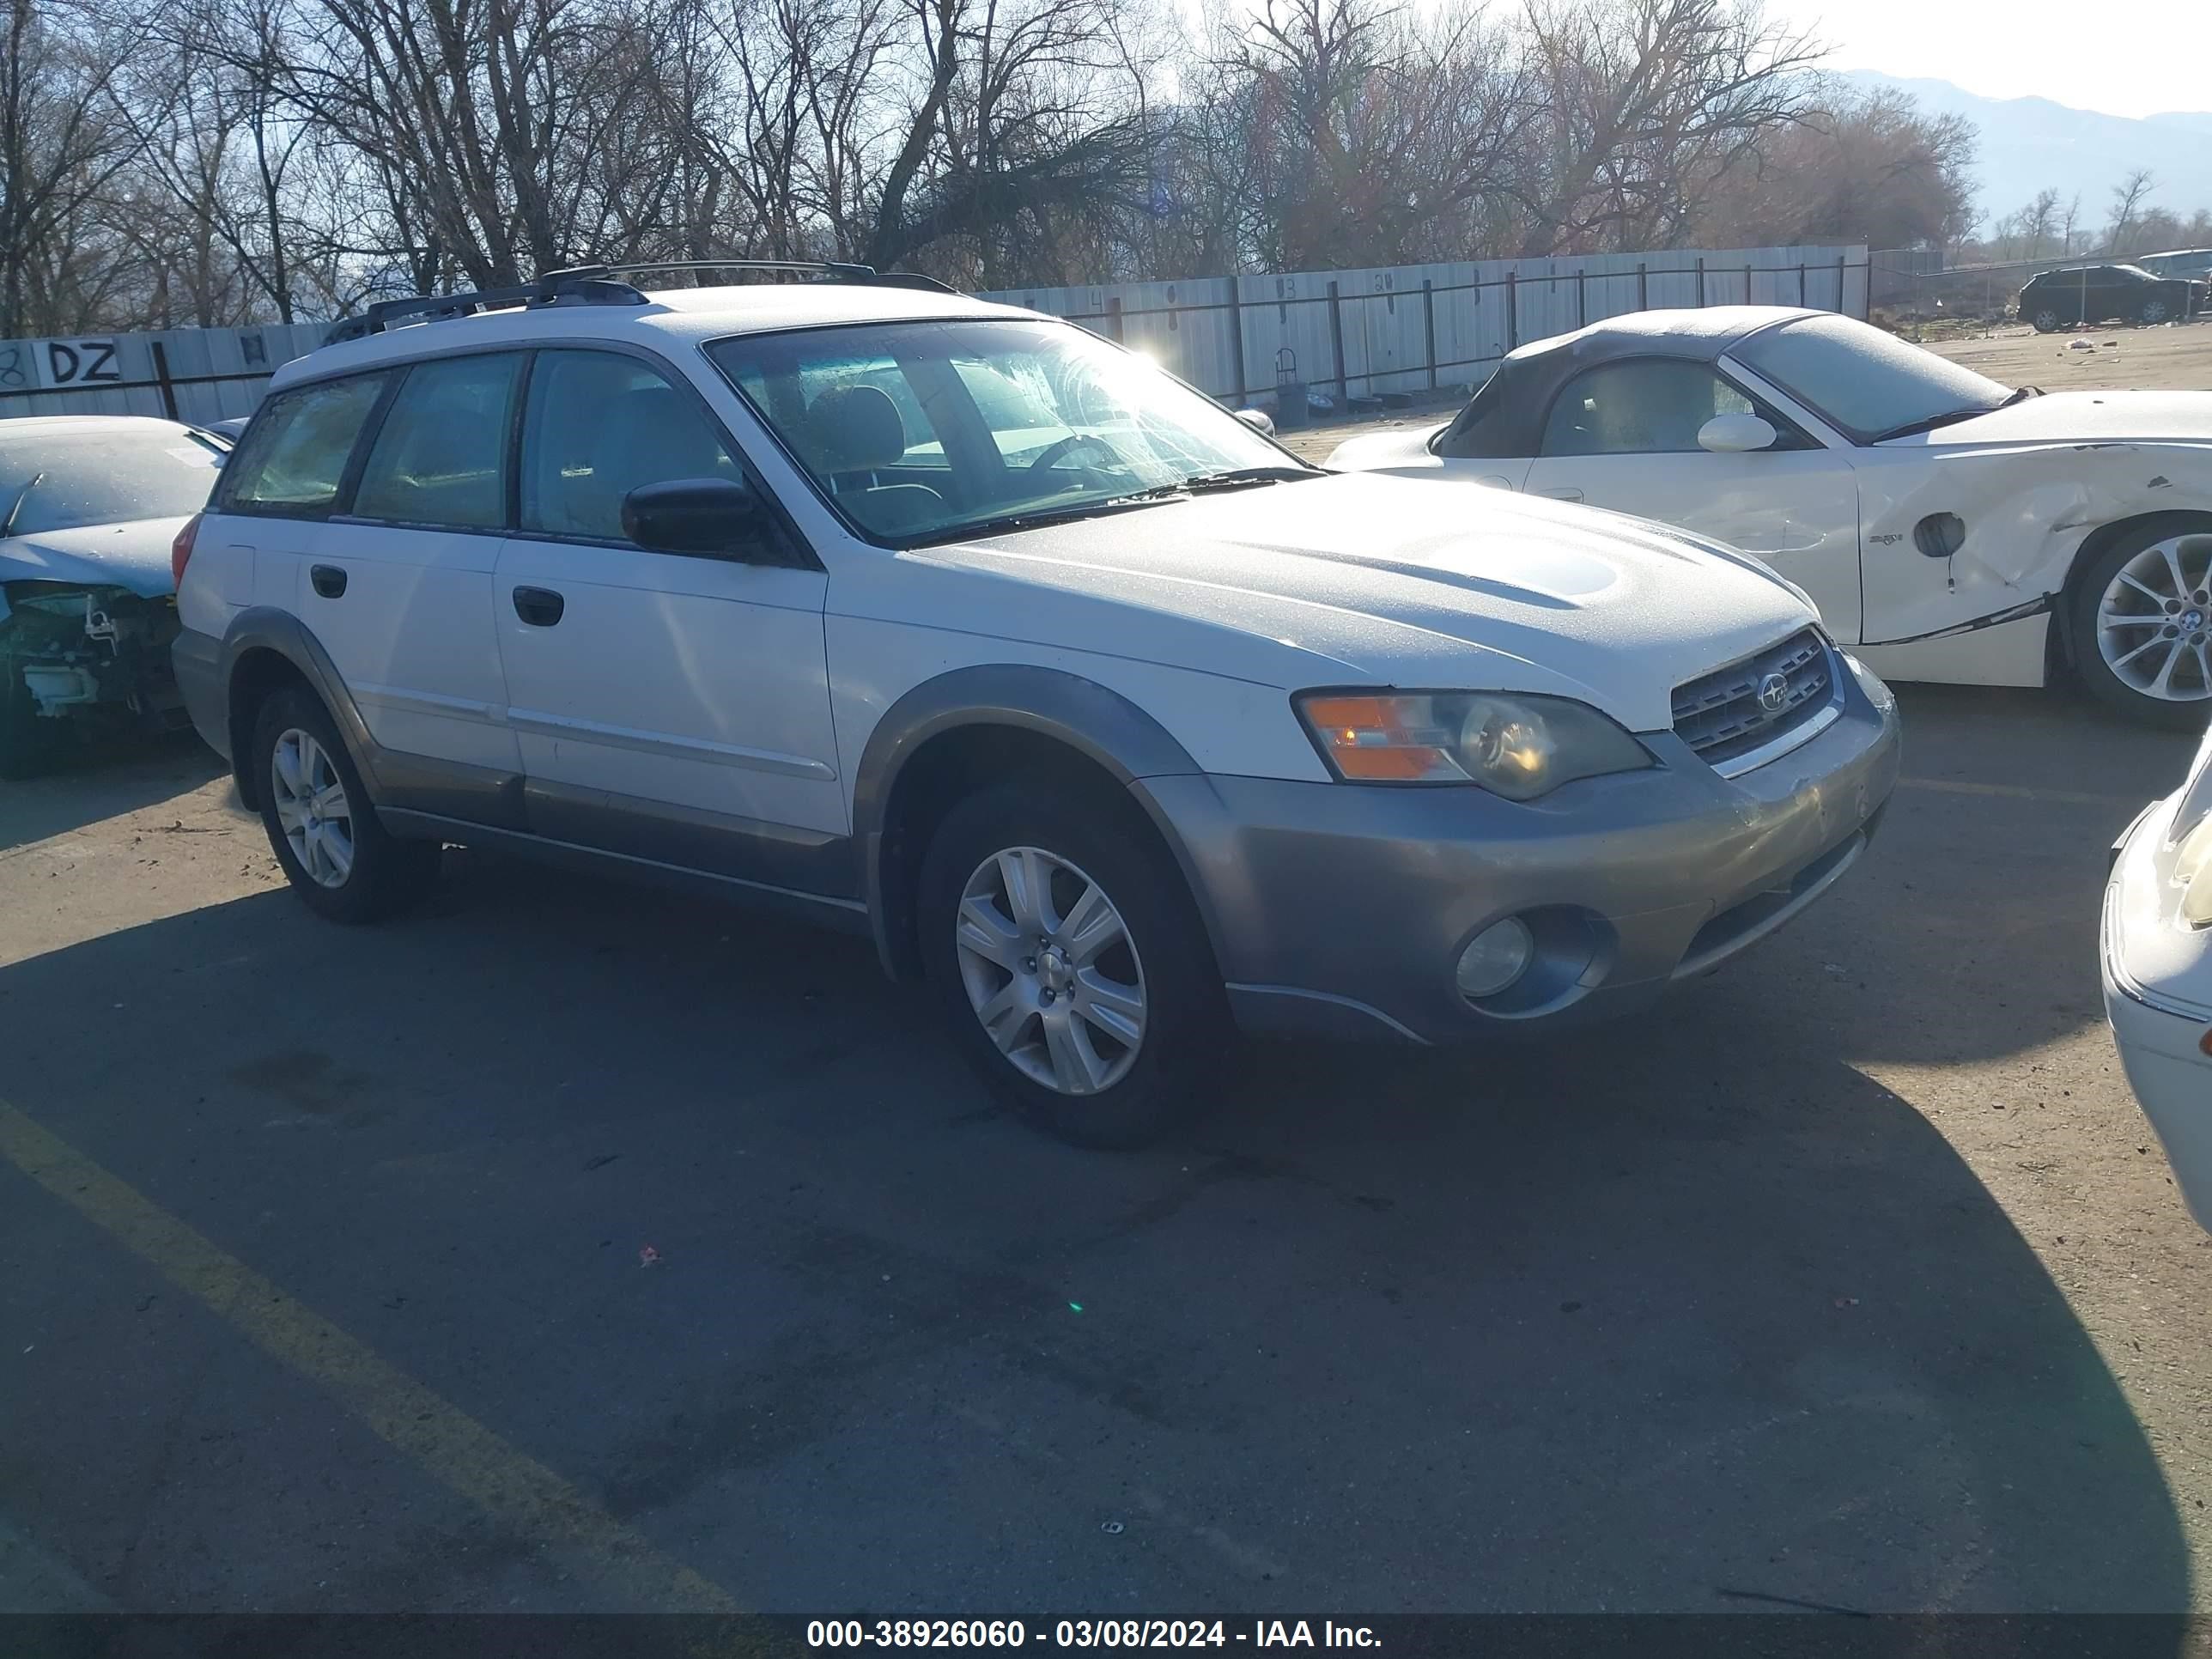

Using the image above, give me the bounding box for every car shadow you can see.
[0,729,228,854]
[0,851,2188,1613]
[1725,680,2201,1072]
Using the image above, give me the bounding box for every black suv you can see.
[2018,264,2208,331]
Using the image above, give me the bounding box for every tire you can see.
[2029,306,2062,333]
[2138,298,2172,325]
[2067,519,2212,728]
[916,780,1223,1149]
[251,685,439,921]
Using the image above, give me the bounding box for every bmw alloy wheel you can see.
[953,846,1146,1095]
[2097,534,2212,702]
[270,726,356,887]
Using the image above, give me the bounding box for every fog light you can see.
[1457,917,1534,1000]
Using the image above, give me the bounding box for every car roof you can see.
[276,281,1042,390]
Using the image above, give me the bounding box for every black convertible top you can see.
[1436,305,1816,459]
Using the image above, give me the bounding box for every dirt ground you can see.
[1284,319,2212,463]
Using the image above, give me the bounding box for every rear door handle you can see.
[1540,488,1583,502]
[512,586,565,627]
[309,564,347,599]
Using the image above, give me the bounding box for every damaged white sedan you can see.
[1329,307,2212,726]
[1,416,226,775]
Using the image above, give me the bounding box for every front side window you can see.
[519,349,743,544]
[1734,313,2011,444]
[351,352,523,530]
[707,319,1304,546]
[1540,360,1757,457]
[0,428,223,536]
[222,374,389,514]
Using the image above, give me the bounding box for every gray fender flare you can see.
[218,607,380,809]
[850,664,1219,977]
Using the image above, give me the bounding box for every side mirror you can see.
[1234,407,1276,437]
[621,477,763,555]
[1697,412,1778,453]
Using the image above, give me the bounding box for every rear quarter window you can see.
[220,374,389,515]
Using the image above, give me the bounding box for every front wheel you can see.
[2069,522,2212,727]
[918,781,1222,1148]
[252,686,440,921]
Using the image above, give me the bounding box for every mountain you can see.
[1839,70,2212,236]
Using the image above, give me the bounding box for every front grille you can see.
[1672,628,1834,769]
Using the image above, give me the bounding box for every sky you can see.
[1761,0,2212,118]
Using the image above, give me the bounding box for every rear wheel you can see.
[917,781,1221,1148]
[252,686,439,921]
[2138,297,2172,325]
[2029,305,2063,333]
[2069,521,2212,727]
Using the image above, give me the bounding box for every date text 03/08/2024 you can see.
[806,1621,1382,1649]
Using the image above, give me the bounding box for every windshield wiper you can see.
[908,465,1321,545]
[0,471,45,539]
[905,490,1188,545]
[1868,408,1990,444]
[1174,465,1318,491]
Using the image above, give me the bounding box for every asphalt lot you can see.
[1,683,2208,1616]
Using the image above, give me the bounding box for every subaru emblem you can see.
[1757,671,1790,713]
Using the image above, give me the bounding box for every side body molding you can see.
[849,665,1221,978]
[216,606,527,827]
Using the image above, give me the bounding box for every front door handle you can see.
[512,586,565,627]
[1540,487,1584,502]
[309,564,347,598]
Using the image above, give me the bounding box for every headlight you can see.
[2173,811,2212,929]
[1294,690,1650,799]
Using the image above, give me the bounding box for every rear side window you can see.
[350,352,523,530]
[221,374,388,514]
[519,349,741,543]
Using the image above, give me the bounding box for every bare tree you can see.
[1,0,149,334]
[2108,166,2155,251]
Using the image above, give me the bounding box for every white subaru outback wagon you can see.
[171,263,1901,1146]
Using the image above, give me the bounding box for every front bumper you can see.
[2101,797,2212,1234]
[1147,658,1900,1044]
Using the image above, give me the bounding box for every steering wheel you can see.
[1028,432,1130,473]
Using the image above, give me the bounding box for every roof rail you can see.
[324,273,644,344]
[544,258,960,295]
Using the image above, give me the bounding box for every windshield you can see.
[1734,313,2012,445]
[0,427,224,538]
[706,319,1308,545]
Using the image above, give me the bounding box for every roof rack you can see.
[323,258,961,345]
[543,258,959,295]
[324,272,644,344]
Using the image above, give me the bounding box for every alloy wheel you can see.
[270,726,356,887]
[2096,535,2212,702]
[953,845,1146,1096]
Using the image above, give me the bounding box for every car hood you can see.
[914,471,1814,732]
[0,517,185,598]
[1327,422,1453,471]
[1905,390,2212,449]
